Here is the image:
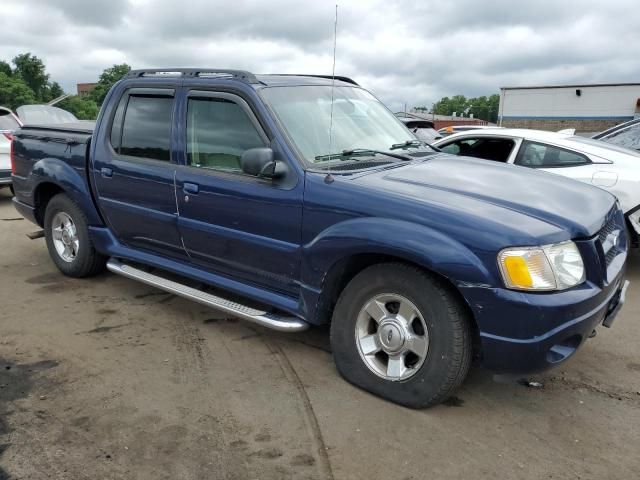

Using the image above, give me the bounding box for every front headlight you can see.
[498,241,585,291]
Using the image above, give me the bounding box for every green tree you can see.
[0,61,12,77]
[433,95,469,117]
[429,93,500,123]
[43,81,65,103]
[12,53,49,101]
[58,95,99,120]
[89,63,131,106]
[0,72,37,110]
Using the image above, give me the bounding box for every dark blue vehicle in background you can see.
[10,69,630,407]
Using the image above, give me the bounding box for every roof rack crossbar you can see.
[125,68,259,84]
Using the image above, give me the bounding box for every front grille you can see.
[597,210,624,269]
[605,246,618,266]
[598,216,616,245]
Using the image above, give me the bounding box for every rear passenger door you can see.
[174,89,303,295]
[92,88,185,259]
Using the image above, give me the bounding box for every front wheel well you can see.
[34,183,65,226]
[315,253,481,359]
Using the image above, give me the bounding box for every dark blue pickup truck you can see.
[10,69,630,407]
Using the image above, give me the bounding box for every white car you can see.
[0,107,22,192]
[433,128,640,240]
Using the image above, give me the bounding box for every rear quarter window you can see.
[516,141,590,168]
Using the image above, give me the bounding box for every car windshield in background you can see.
[598,122,640,151]
[260,86,416,164]
[0,112,19,131]
[567,135,640,158]
[412,127,440,143]
[16,105,78,125]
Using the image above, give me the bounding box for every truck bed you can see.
[12,122,96,224]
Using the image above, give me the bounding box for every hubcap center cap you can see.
[378,321,405,353]
[62,230,72,244]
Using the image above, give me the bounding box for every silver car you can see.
[0,107,22,192]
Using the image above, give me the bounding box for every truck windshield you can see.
[261,85,416,164]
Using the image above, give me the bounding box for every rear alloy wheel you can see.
[44,193,106,278]
[330,263,472,408]
[51,211,80,263]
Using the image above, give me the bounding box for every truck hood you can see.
[352,154,616,238]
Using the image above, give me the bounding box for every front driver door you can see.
[175,89,303,295]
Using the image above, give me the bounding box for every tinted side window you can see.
[516,141,589,168]
[439,138,479,156]
[602,123,640,150]
[439,142,461,155]
[468,138,515,162]
[186,97,264,173]
[119,95,173,161]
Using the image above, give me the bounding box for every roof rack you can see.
[273,74,359,86]
[125,68,259,84]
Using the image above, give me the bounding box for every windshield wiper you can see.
[390,140,442,152]
[315,148,412,162]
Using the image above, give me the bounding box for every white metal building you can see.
[498,83,640,133]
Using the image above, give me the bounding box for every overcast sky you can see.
[1,0,639,111]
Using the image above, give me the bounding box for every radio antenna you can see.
[325,4,338,184]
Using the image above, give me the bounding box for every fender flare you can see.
[302,217,494,290]
[31,157,104,226]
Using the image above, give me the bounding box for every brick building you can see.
[77,83,97,96]
[498,83,640,133]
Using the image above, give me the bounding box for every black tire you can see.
[44,193,106,278]
[330,263,472,408]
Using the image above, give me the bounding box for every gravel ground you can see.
[1,188,639,480]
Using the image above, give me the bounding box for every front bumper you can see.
[470,276,629,373]
[461,205,630,374]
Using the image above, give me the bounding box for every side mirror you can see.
[241,148,284,178]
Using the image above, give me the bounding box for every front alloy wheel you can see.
[330,263,472,408]
[355,294,429,381]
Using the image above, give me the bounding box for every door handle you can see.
[100,167,113,178]
[183,182,199,194]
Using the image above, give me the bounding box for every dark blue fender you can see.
[299,217,494,324]
[28,157,104,226]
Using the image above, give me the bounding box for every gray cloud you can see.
[0,0,639,112]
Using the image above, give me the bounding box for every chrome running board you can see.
[106,258,309,332]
